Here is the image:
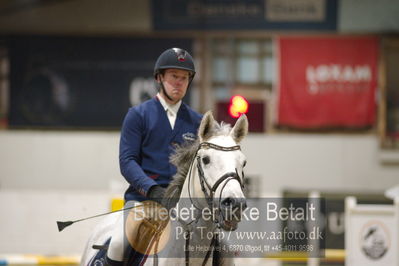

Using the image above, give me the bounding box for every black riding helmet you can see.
[154,48,196,82]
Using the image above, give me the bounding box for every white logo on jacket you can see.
[182,132,196,142]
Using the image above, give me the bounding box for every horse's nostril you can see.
[221,197,235,207]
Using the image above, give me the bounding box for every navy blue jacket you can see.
[119,97,202,202]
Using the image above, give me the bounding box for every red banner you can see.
[277,36,378,128]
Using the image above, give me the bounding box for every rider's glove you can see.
[147,185,166,205]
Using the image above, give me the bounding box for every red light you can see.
[228,95,249,118]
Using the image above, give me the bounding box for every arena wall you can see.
[0,131,398,254]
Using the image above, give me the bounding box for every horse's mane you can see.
[163,121,232,207]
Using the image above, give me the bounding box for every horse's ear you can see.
[230,114,248,143]
[198,111,215,142]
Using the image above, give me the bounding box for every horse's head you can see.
[195,111,248,231]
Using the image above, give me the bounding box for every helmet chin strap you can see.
[157,73,174,102]
[160,81,174,102]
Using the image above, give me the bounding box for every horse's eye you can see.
[243,160,247,167]
[202,156,210,165]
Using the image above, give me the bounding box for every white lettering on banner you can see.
[129,77,157,106]
[188,2,261,18]
[306,64,372,94]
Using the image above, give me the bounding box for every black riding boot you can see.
[105,256,124,266]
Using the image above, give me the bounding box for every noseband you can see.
[195,142,245,212]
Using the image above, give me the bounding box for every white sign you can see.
[265,0,326,22]
[345,197,399,266]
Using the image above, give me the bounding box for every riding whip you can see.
[56,203,151,232]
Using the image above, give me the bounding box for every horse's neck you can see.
[152,156,222,266]
[173,159,214,230]
[160,164,216,265]
[179,158,208,209]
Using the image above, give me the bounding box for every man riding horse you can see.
[106,48,202,265]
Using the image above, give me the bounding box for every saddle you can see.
[125,201,170,255]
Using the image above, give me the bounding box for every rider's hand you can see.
[147,185,166,205]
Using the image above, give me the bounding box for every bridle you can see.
[194,142,245,213]
[181,141,246,266]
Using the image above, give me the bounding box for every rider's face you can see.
[158,69,190,104]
